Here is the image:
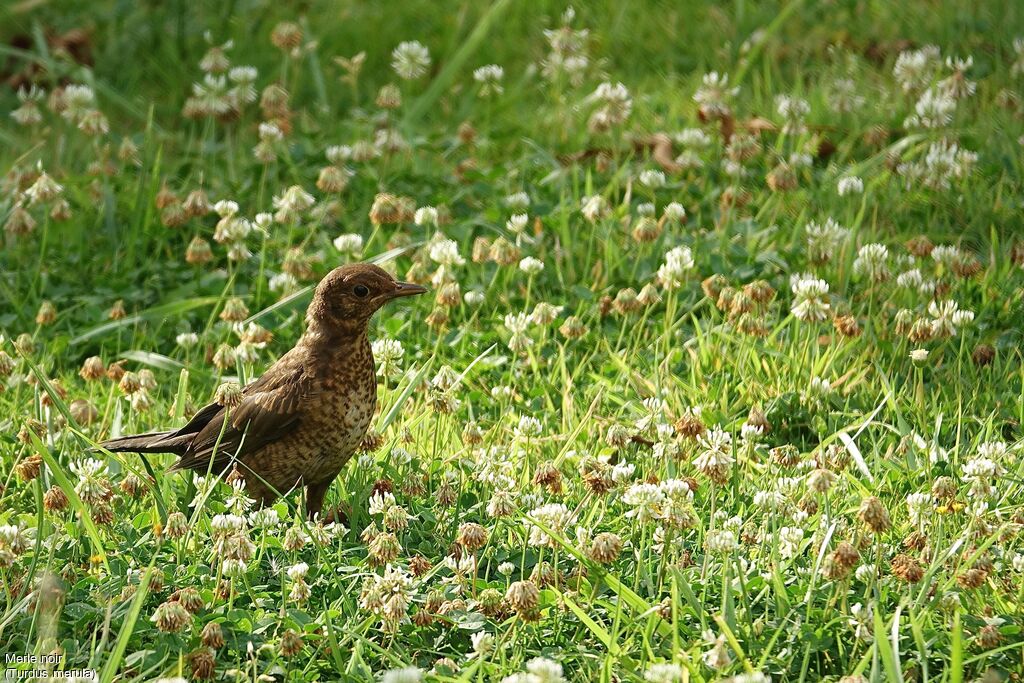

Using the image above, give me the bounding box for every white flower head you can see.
[837,176,863,196]
[474,64,505,96]
[657,246,694,289]
[519,256,544,274]
[429,238,465,267]
[333,233,364,254]
[392,41,431,80]
[414,206,439,227]
[790,274,830,322]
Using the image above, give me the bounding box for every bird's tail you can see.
[98,431,189,454]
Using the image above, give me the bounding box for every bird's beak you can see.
[388,281,428,299]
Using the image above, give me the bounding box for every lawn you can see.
[1,0,1023,681]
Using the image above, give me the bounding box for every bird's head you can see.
[307,263,426,336]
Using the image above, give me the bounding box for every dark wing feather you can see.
[170,352,316,473]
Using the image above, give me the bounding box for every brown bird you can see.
[100,263,426,517]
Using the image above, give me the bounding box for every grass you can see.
[1,0,1023,681]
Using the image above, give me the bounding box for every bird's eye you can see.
[353,284,370,298]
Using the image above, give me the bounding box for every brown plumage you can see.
[100,263,426,517]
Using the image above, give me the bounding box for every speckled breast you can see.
[302,342,378,483]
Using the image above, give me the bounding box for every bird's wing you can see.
[170,351,318,474]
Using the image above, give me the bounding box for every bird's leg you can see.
[305,479,332,520]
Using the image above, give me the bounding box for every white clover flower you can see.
[414,206,438,226]
[611,461,636,482]
[221,558,247,577]
[524,657,564,683]
[473,64,505,96]
[272,185,315,222]
[250,507,279,527]
[470,631,495,657]
[325,145,352,164]
[519,256,544,274]
[506,213,529,233]
[673,150,703,169]
[25,172,63,205]
[928,299,964,337]
[10,86,44,126]
[464,290,485,305]
[776,94,810,134]
[226,240,252,262]
[930,244,961,265]
[213,199,239,218]
[777,526,804,559]
[526,503,573,547]
[837,176,863,196]
[250,212,272,233]
[381,666,424,683]
[906,492,932,527]
[693,71,738,117]
[741,423,764,444]
[638,169,666,187]
[429,238,465,267]
[644,662,685,682]
[503,312,532,352]
[228,65,256,83]
[503,312,530,334]
[622,482,665,523]
[0,524,29,556]
[586,82,632,130]
[848,601,874,640]
[529,302,563,325]
[977,441,1008,461]
[332,233,364,254]
[214,215,251,244]
[391,41,431,80]
[268,271,299,294]
[905,86,957,129]
[806,376,832,400]
[176,332,200,348]
[368,490,397,516]
[662,202,686,221]
[372,338,405,378]
[675,128,712,147]
[853,243,890,282]
[790,275,830,322]
[705,529,738,553]
[805,217,849,263]
[287,562,309,580]
[776,94,810,121]
[258,121,283,141]
[70,457,106,480]
[898,140,978,190]
[754,489,786,510]
[694,427,734,472]
[894,45,941,92]
[701,631,732,670]
[61,84,96,122]
[210,513,246,531]
[580,195,607,222]
[656,246,694,289]
[963,457,1001,498]
[514,415,542,438]
[896,268,923,289]
[952,309,974,327]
